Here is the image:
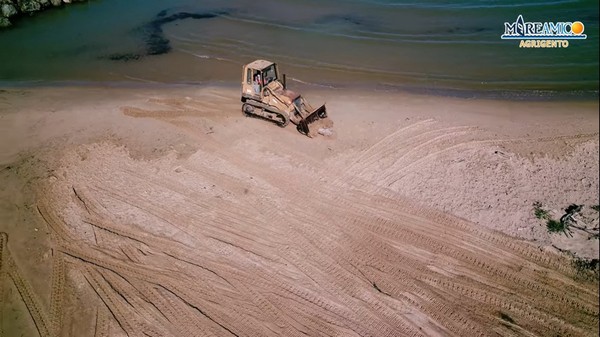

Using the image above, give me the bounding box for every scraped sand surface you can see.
[0,86,598,337]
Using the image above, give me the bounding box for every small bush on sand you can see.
[591,205,600,212]
[533,202,550,220]
[546,219,568,235]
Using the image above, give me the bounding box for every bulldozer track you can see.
[242,103,288,128]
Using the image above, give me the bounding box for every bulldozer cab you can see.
[242,60,281,98]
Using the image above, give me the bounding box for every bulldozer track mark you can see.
[91,175,242,229]
[72,192,244,287]
[49,249,65,337]
[337,125,597,194]
[90,181,286,260]
[296,219,491,337]
[72,186,91,214]
[5,243,52,337]
[325,184,572,274]
[132,174,265,220]
[205,145,580,276]
[121,106,207,119]
[382,126,477,161]
[358,216,597,333]
[83,267,138,337]
[139,284,208,337]
[352,126,479,178]
[43,198,266,336]
[206,235,279,264]
[300,185,572,300]
[0,233,6,337]
[226,279,307,337]
[96,269,174,337]
[420,276,593,337]
[94,304,111,337]
[88,185,208,245]
[276,282,393,337]
[155,284,243,337]
[486,131,599,147]
[277,184,597,332]
[360,215,575,297]
[377,132,600,187]
[360,273,466,337]
[386,286,488,337]
[279,230,441,337]
[161,251,234,287]
[349,119,436,167]
[82,219,148,246]
[247,236,402,336]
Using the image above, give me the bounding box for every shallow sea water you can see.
[0,0,597,98]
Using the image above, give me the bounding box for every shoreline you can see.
[1,79,599,102]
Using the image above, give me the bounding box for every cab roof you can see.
[245,59,275,70]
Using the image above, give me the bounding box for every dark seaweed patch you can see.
[315,14,366,27]
[444,26,489,34]
[142,11,226,56]
[156,9,168,18]
[104,9,229,61]
[106,53,143,62]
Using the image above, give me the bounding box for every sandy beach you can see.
[0,85,598,336]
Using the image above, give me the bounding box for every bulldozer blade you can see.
[297,104,327,137]
[307,104,327,122]
[297,120,310,136]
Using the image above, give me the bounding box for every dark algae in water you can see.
[106,9,231,62]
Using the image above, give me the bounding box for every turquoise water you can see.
[0,0,598,98]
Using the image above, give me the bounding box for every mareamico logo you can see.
[501,15,586,48]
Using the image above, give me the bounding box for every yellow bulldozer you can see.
[241,60,331,137]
